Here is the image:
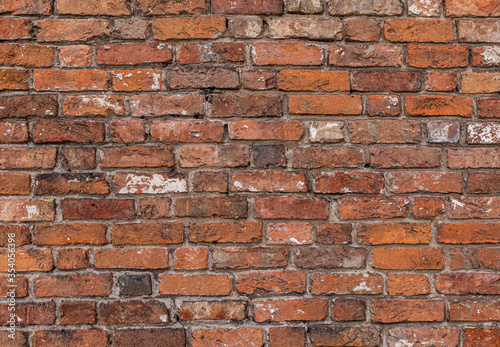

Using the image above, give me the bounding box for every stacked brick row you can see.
[1,0,500,346]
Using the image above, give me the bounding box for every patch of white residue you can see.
[82,96,123,113]
[480,46,500,65]
[24,205,38,220]
[353,281,372,292]
[119,174,187,194]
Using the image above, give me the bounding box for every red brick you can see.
[407,45,468,68]
[59,45,92,67]
[97,43,172,66]
[0,43,54,67]
[99,300,169,325]
[330,44,402,67]
[231,171,306,193]
[448,148,500,169]
[60,302,96,325]
[174,247,208,270]
[36,19,110,42]
[228,16,264,38]
[373,247,444,270]
[229,120,302,141]
[388,327,459,347]
[332,299,366,321]
[479,98,500,118]
[34,69,108,91]
[137,0,208,14]
[112,222,184,245]
[426,72,458,91]
[446,0,500,17]
[371,147,441,168]
[236,270,305,295]
[111,120,145,143]
[292,147,364,168]
[213,247,288,269]
[167,67,239,89]
[450,197,500,219]
[115,329,185,347]
[130,94,204,117]
[352,71,422,92]
[0,0,52,15]
[213,0,282,14]
[57,0,131,15]
[295,247,365,269]
[112,70,161,91]
[269,327,305,347]
[266,222,312,245]
[329,0,402,15]
[384,19,454,43]
[64,95,125,116]
[35,273,113,297]
[102,146,174,168]
[114,172,187,195]
[180,145,250,168]
[176,197,247,219]
[387,274,431,296]
[439,222,500,244]
[209,94,282,117]
[0,249,53,272]
[0,225,30,247]
[189,221,262,243]
[372,300,445,323]
[267,18,342,40]
[468,172,500,193]
[468,122,500,144]
[32,121,105,143]
[0,302,55,326]
[192,171,228,193]
[192,329,263,347]
[338,196,409,219]
[180,301,246,321]
[0,199,54,222]
[358,222,431,245]
[35,173,109,196]
[253,144,286,168]
[57,248,89,270]
[279,70,349,91]
[34,223,107,245]
[0,122,28,143]
[346,18,381,41]
[314,171,384,194]
[33,330,108,347]
[253,299,327,322]
[159,274,232,296]
[450,299,500,321]
[242,70,276,90]
[392,172,463,193]
[139,197,172,220]
[436,273,500,295]
[464,328,500,347]
[61,198,135,220]
[252,42,323,65]
[61,148,96,170]
[413,197,445,219]
[367,95,401,117]
[153,17,226,40]
[316,223,352,245]
[310,327,381,347]
[0,275,28,297]
[254,197,328,220]
[0,69,29,90]
[95,248,169,269]
[0,148,56,170]
[0,173,30,195]
[151,120,224,143]
[176,42,245,64]
[311,273,383,295]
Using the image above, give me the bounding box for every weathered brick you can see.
[192,171,228,193]
[209,94,282,117]
[316,223,352,245]
[228,17,263,38]
[459,20,500,43]
[279,70,349,91]
[387,274,431,296]
[295,247,366,269]
[139,197,172,220]
[97,43,172,65]
[267,18,342,40]
[392,172,463,193]
[102,146,175,168]
[367,95,401,117]
[118,274,152,297]
[35,173,110,196]
[388,327,459,347]
[266,222,312,245]
[311,273,383,295]
[167,67,239,89]
[174,247,208,270]
[32,121,105,143]
[189,221,262,243]
[229,120,302,141]
[64,95,125,116]
[0,199,54,222]
[59,45,92,67]
[446,0,500,17]
[34,223,106,245]
[254,197,328,219]
[0,0,52,15]
[371,147,441,168]
[427,120,460,143]
[36,19,110,42]
[60,302,96,325]
[289,95,362,115]
[436,273,500,295]
[253,299,328,322]
[137,0,208,14]
[293,147,364,168]
[95,248,169,269]
[33,330,108,347]
[0,249,53,272]
[112,222,184,245]
[231,171,306,193]
[472,46,500,67]
[332,299,366,321]
[180,145,250,168]
[448,148,500,168]
[384,19,454,42]
[176,42,244,64]
[213,247,288,269]
[310,327,381,347]
[372,300,445,323]
[192,329,263,347]
[0,173,30,195]
[112,70,161,91]
[314,171,384,194]
[413,197,445,219]
[0,122,28,143]
[462,72,500,93]
[34,69,108,91]
[352,71,422,92]
[114,172,187,194]
[242,70,277,90]
[180,301,246,321]
[330,44,402,67]
[131,94,204,117]
[151,120,224,143]
[252,42,323,65]
[338,196,409,219]
[426,72,458,91]
[269,327,306,347]
[113,19,148,39]
[0,225,30,247]
[99,300,169,325]
[464,328,500,347]
[468,122,500,144]
[0,43,54,67]
[346,18,381,41]
[450,197,500,219]
[61,198,135,220]
[0,302,55,326]
[159,274,232,296]
[439,222,500,244]
[329,0,402,15]
[176,197,247,219]
[408,0,441,16]
[61,148,96,170]
[213,0,283,14]
[0,69,29,90]
[450,299,500,321]
[407,45,468,68]
[111,120,146,143]
[236,270,305,294]
[35,273,113,297]
[373,247,444,270]
[350,120,421,144]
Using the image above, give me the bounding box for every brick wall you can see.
[1,0,500,346]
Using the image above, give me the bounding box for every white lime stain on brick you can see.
[353,281,372,292]
[119,174,187,194]
[81,96,123,113]
[479,46,500,66]
[24,205,39,220]
[467,122,500,144]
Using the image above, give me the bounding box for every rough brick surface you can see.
[0,0,498,344]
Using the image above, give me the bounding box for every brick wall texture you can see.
[1,0,500,346]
